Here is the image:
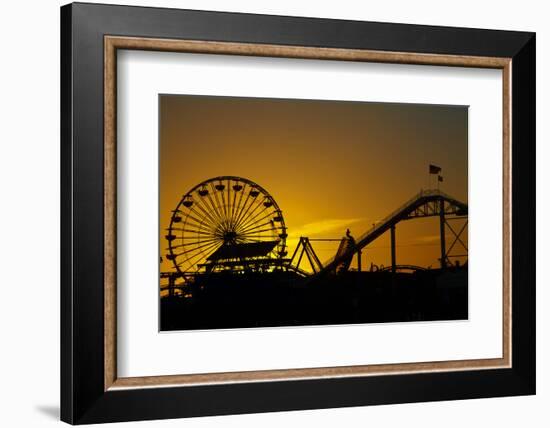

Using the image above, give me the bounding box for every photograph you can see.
[159,94,469,331]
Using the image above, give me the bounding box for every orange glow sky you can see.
[159,94,467,272]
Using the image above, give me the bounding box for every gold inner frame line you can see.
[104,35,512,391]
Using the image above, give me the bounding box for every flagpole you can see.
[429,164,442,190]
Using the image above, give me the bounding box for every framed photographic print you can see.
[61,2,535,424]
[157,95,470,332]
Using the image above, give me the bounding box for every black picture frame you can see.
[61,2,535,424]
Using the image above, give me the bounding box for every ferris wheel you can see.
[165,176,288,275]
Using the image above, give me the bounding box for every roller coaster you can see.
[290,188,467,276]
[160,177,468,297]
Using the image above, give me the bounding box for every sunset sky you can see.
[159,94,468,273]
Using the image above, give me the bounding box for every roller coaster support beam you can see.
[439,198,446,270]
[390,224,396,274]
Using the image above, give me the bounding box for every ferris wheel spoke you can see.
[227,178,235,227]
[239,216,275,232]
[205,188,229,229]
[190,219,217,237]
[242,208,278,228]
[168,225,212,235]
[237,208,276,234]
[239,227,278,236]
[233,196,262,232]
[238,220,276,236]
[194,187,221,225]
[238,232,276,239]
[194,190,224,226]
[234,200,269,232]
[237,235,275,241]
[216,181,230,221]
[233,186,260,226]
[173,245,219,261]
[175,209,201,226]
[191,234,223,248]
[178,204,217,231]
[235,186,260,228]
[237,207,270,232]
[168,237,219,250]
[240,196,271,225]
[188,200,221,231]
[213,181,232,227]
[169,227,216,237]
[181,233,220,244]
[210,182,227,223]
[203,193,229,233]
[174,238,222,258]
[227,186,238,229]
[229,183,239,228]
[235,237,264,243]
[178,241,224,271]
[179,212,216,233]
[229,182,248,228]
[183,226,216,243]
[180,240,221,261]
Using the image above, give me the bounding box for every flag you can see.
[438,175,443,182]
[429,164,442,174]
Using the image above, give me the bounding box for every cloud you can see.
[288,218,364,239]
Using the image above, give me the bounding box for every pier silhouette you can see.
[160,177,468,331]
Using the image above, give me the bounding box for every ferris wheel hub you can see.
[223,231,238,243]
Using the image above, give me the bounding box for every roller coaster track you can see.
[312,189,468,277]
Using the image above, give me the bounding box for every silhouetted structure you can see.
[160,179,468,331]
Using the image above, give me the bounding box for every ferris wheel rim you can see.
[166,176,287,276]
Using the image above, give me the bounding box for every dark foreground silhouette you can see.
[160,267,467,331]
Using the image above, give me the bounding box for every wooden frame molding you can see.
[104,35,512,391]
